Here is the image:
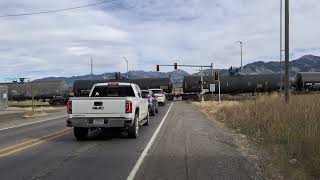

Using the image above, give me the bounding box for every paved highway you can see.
[0,102,262,180]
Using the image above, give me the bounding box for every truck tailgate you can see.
[72,98,126,114]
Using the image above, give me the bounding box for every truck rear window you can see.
[91,86,135,97]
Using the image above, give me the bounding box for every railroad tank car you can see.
[183,74,282,94]
[293,72,320,91]
[0,80,69,101]
[73,78,173,97]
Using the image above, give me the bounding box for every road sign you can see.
[210,84,216,92]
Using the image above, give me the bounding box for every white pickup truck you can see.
[66,82,150,140]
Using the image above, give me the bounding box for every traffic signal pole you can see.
[156,63,213,102]
[200,67,204,102]
[218,78,221,103]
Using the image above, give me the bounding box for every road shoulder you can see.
[134,101,263,180]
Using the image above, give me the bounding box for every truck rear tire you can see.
[128,114,139,139]
[74,127,88,141]
[143,112,150,126]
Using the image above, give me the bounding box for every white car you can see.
[67,82,149,140]
[149,89,166,106]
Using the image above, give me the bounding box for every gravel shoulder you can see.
[134,101,263,180]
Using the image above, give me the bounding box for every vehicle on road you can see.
[66,82,150,140]
[142,90,159,116]
[149,89,166,106]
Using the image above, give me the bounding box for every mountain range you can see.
[39,55,320,87]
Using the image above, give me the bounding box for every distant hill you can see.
[39,55,320,87]
[193,55,320,77]
[242,55,320,76]
[40,69,190,87]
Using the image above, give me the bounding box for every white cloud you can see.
[0,0,320,80]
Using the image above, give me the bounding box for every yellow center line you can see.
[0,128,72,158]
[0,128,71,153]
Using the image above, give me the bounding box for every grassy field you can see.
[194,94,320,180]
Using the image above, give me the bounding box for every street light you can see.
[122,57,129,79]
[235,41,243,70]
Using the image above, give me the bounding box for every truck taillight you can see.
[67,100,72,114]
[126,100,132,113]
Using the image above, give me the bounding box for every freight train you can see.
[183,74,283,94]
[73,78,173,97]
[292,72,320,91]
[183,72,320,94]
[0,80,69,102]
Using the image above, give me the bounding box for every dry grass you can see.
[196,94,320,180]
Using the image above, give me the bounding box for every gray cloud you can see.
[0,0,320,80]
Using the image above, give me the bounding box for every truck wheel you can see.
[128,114,139,139]
[74,127,88,141]
[144,112,150,126]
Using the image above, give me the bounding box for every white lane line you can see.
[0,114,67,131]
[127,103,174,180]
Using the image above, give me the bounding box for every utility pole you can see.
[284,0,290,102]
[236,41,243,70]
[280,0,283,95]
[90,57,93,80]
[123,57,129,79]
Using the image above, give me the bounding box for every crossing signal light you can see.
[198,80,208,85]
[156,65,160,72]
[214,70,219,81]
[174,63,178,70]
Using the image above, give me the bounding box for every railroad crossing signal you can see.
[156,65,160,72]
[214,70,219,81]
[174,63,178,70]
[198,80,208,85]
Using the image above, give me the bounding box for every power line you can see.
[0,0,120,18]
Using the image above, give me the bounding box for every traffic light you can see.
[174,63,178,70]
[214,70,219,81]
[156,65,160,72]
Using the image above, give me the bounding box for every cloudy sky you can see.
[0,0,320,80]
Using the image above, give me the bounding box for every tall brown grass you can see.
[216,94,320,179]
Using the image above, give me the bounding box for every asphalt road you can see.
[0,102,262,180]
